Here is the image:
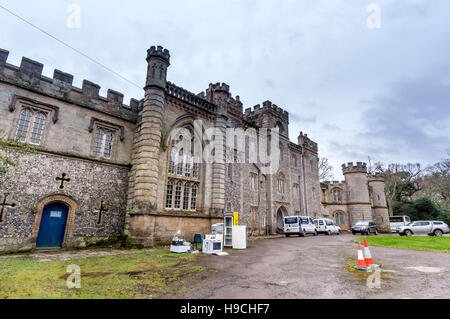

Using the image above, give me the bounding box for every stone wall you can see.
[152,215,223,245]
[0,45,329,251]
[0,150,129,253]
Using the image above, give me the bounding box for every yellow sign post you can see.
[233,212,239,226]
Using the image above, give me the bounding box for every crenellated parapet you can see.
[165,81,217,115]
[207,82,230,94]
[0,48,141,122]
[146,45,171,64]
[298,131,318,153]
[368,173,385,182]
[244,100,289,122]
[342,162,368,175]
[203,82,243,116]
[329,180,346,188]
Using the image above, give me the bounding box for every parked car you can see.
[313,218,340,235]
[333,223,342,235]
[299,216,318,236]
[284,216,317,237]
[389,215,411,233]
[398,221,450,237]
[351,221,378,235]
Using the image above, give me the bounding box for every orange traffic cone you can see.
[363,238,374,266]
[356,243,367,269]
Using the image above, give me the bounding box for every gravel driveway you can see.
[178,234,450,299]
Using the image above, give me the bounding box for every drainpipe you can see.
[300,145,308,216]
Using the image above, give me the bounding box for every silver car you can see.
[398,221,450,237]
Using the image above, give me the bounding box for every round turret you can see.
[145,46,171,89]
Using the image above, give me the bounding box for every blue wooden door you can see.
[36,203,69,248]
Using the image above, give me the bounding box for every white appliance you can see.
[232,226,247,250]
[170,238,191,253]
[211,223,224,242]
[202,234,223,254]
[224,214,233,248]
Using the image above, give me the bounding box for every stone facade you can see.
[321,162,390,232]
[0,45,389,253]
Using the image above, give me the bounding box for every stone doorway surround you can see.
[31,194,78,249]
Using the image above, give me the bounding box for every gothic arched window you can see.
[334,211,345,226]
[165,126,201,211]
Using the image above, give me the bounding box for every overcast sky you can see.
[1,0,449,179]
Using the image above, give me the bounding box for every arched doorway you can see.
[276,206,287,233]
[36,202,69,248]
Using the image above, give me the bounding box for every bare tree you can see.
[419,157,450,211]
[319,157,334,182]
[371,161,422,215]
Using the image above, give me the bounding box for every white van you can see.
[313,218,340,235]
[284,216,317,237]
[389,216,411,233]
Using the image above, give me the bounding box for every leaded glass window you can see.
[16,109,32,142]
[93,128,115,159]
[15,108,48,145]
[165,127,200,211]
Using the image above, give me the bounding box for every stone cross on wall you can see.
[0,193,16,223]
[56,173,71,190]
[94,200,109,225]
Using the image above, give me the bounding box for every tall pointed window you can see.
[278,173,285,193]
[250,173,257,190]
[184,154,192,177]
[165,126,201,211]
[168,149,176,174]
[177,149,184,175]
[191,184,198,210]
[174,181,182,209]
[165,180,174,208]
[192,161,199,178]
[183,183,190,210]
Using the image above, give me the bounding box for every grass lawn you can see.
[356,236,450,253]
[0,249,208,299]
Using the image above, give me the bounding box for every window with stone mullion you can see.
[166,146,200,211]
[165,179,199,211]
[16,108,47,145]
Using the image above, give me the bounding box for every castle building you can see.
[320,162,390,232]
[0,46,388,253]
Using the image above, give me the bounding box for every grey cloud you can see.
[361,70,450,163]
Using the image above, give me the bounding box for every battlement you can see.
[330,181,346,186]
[244,100,289,121]
[208,82,230,93]
[203,82,243,115]
[342,162,368,174]
[368,173,385,182]
[0,48,141,122]
[147,45,171,64]
[298,131,318,152]
[166,81,217,115]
